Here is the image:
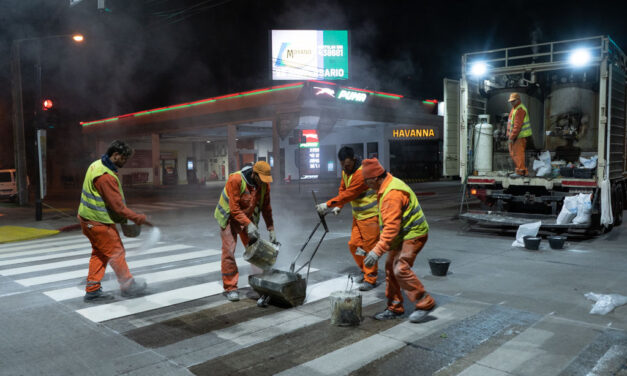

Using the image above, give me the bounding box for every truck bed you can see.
[460,211,591,229]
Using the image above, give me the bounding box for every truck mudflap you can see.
[460,211,591,229]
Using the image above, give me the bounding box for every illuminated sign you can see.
[313,86,336,97]
[337,89,367,103]
[299,142,320,148]
[391,128,439,139]
[301,129,319,143]
[272,30,349,80]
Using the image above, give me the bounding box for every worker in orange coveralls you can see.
[78,140,151,302]
[507,92,533,177]
[214,161,275,302]
[316,146,379,291]
[361,158,436,323]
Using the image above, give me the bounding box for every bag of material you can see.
[556,195,578,225]
[579,155,598,169]
[533,151,552,177]
[600,179,614,225]
[585,292,627,315]
[512,221,542,247]
[572,193,592,224]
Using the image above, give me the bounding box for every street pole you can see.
[34,40,43,220]
[10,40,29,206]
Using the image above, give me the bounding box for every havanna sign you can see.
[389,127,439,140]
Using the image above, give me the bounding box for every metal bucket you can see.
[330,291,362,326]
[120,223,141,238]
[248,269,307,307]
[244,239,278,270]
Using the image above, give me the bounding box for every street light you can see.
[11,33,85,211]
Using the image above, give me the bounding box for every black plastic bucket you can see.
[548,235,566,249]
[429,258,451,276]
[523,236,541,250]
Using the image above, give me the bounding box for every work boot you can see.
[358,281,377,291]
[83,288,114,302]
[121,278,147,298]
[373,309,403,320]
[225,290,239,302]
[409,307,435,323]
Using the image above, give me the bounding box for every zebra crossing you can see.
[1,235,626,375]
[127,199,217,213]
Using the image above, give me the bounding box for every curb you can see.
[58,223,81,232]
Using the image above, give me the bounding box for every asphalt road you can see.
[0,180,626,375]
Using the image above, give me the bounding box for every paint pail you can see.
[330,291,362,326]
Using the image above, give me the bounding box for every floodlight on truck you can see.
[470,61,488,77]
[569,48,591,67]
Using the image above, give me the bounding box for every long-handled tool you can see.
[249,190,329,307]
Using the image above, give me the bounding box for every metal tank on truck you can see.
[442,36,627,233]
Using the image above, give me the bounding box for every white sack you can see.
[512,221,542,247]
[533,151,552,177]
[572,193,592,224]
[585,292,627,315]
[556,195,578,225]
[579,155,598,169]
[600,179,614,226]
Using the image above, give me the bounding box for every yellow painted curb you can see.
[0,226,60,244]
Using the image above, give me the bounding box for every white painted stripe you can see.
[1,244,195,276]
[0,237,140,260]
[153,202,199,208]
[587,345,627,376]
[278,304,481,376]
[0,234,84,249]
[129,204,175,210]
[76,268,325,323]
[175,200,213,206]
[44,257,244,301]
[0,236,87,253]
[0,241,155,266]
[17,248,220,286]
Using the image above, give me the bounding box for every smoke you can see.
[530,25,544,55]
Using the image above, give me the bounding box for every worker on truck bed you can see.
[214,161,276,302]
[316,147,379,291]
[361,158,436,323]
[78,140,151,302]
[507,92,533,177]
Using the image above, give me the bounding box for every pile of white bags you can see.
[579,155,598,169]
[533,151,552,177]
[557,193,592,225]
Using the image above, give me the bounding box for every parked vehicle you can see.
[0,169,18,201]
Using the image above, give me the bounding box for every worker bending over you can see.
[362,158,436,323]
[507,92,533,177]
[214,161,276,302]
[316,147,379,291]
[78,140,150,302]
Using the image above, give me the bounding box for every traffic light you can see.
[42,99,53,111]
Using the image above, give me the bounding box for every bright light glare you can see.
[470,61,487,77]
[72,34,84,42]
[569,48,591,67]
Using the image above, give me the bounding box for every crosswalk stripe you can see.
[152,202,200,208]
[1,244,195,276]
[0,234,84,249]
[44,257,245,301]
[587,345,627,376]
[0,237,141,260]
[156,277,367,367]
[0,236,89,254]
[77,270,328,324]
[175,200,214,206]
[129,204,175,211]
[15,247,219,286]
[0,241,161,267]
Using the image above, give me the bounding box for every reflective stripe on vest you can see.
[342,166,378,220]
[214,171,267,229]
[507,103,532,139]
[378,177,428,246]
[77,159,127,224]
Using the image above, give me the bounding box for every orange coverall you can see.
[507,106,528,175]
[371,174,435,314]
[79,173,146,293]
[326,167,379,284]
[220,173,273,291]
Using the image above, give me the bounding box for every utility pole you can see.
[11,41,29,206]
[34,40,43,220]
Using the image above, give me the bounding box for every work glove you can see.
[316,202,328,214]
[246,222,259,243]
[364,251,380,267]
[507,139,514,145]
[332,207,341,216]
[355,247,367,256]
[269,230,279,245]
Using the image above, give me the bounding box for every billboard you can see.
[272,30,349,80]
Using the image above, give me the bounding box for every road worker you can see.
[316,147,379,291]
[361,158,436,323]
[507,92,533,177]
[78,140,150,302]
[214,161,276,301]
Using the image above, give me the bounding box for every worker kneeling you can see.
[214,161,277,302]
[361,158,436,323]
[316,147,379,291]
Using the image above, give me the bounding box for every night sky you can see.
[1,0,625,157]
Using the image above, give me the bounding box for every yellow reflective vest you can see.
[508,103,532,139]
[379,176,428,248]
[214,171,267,229]
[77,159,127,224]
[342,166,378,220]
